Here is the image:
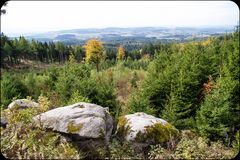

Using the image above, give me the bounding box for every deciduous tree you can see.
[84,39,104,71]
[117,45,125,60]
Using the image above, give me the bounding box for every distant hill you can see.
[9,26,235,45]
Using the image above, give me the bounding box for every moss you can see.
[117,116,128,128]
[67,121,83,133]
[135,122,179,144]
[116,116,131,138]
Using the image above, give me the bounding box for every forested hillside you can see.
[1,32,164,67]
[1,27,239,159]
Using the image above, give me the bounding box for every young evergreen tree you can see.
[196,73,237,142]
[197,30,240,144]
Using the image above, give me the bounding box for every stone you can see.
[0,118,8,128]
[116,112,179,145]
[8,99,39,110]
[33,102,114,143]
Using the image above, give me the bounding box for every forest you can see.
[0,26,239,159]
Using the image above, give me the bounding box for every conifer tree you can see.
[197,30,240,143]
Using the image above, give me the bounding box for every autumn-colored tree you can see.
[117,45,125,60]
[84,39,104,71]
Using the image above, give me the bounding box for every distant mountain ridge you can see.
[8,26,235,44]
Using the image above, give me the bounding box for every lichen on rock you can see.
[144,122,178,143]
[33,102,114,143]
[116,116,132,139]
[116,112,179,145]
[67,121,83,133]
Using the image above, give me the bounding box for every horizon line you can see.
[3,25,237,37]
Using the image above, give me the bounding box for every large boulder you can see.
[8,99,39,110]
[33,102,114,144]
[116,112,179,145]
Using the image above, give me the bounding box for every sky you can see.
[1,1,239,36]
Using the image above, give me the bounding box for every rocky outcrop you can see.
[33,102,114,144]
[116,112,179,145]
[8,99,39,110]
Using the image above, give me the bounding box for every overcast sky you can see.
[1,1,239,36]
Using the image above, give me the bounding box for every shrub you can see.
[148,130,236,159]
[55,63,91,104]
[24,72,51,99]
[68,90,91,105]
[1,124,84,159]
[108,139,143,159]
[127,91,156,115]
[1,73,28,107]
[37,95,51,112]
[148,144,174,159]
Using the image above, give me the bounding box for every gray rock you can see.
[0,118,8,128]
[33,102,114,143]
[8,99,39,110]
[116,112,179,145]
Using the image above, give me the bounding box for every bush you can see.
[127,91,156,115]
[148,130,236,159]
[108,139,143,159]
[91,69,117,116]
[67,90,91,105]
[1,73,28,107]
[24,72,51,100]
[148,144,174,159]
[1,124,84,159]
[55,63,91,104]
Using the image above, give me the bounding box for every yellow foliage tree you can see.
[117,45,125,60]
[84,39,104,71]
